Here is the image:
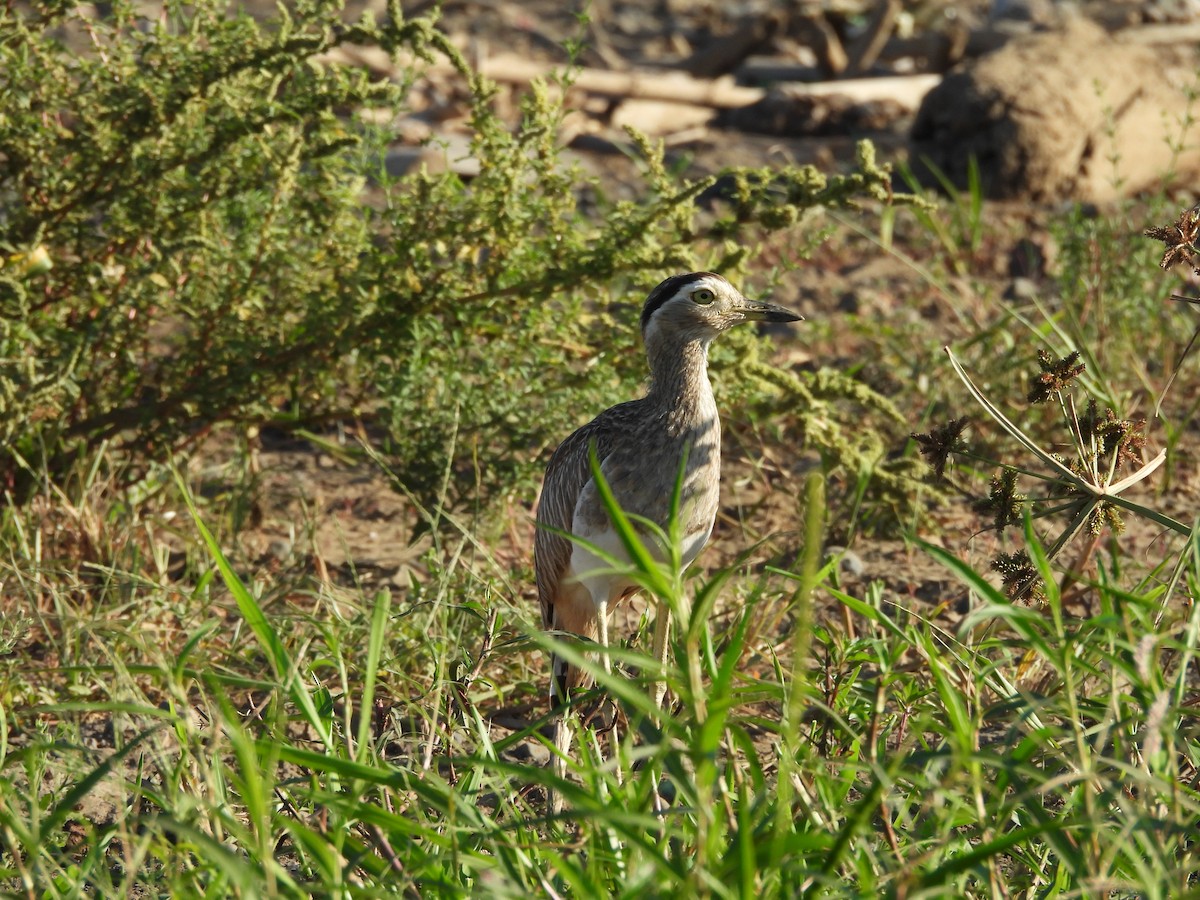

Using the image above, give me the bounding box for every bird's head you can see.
[639,272,802,345]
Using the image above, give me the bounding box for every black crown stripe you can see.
[639,272,721,332]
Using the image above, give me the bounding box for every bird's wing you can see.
[533,404,633,630]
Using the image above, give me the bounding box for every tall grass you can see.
[3,459,1198,897]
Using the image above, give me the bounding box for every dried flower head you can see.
[911,416,968,479]
[991,550,1042,602]
[1078,400,1146,473]
[1144,204,1200,274]
[1028,350,1085,404]
[1089,500,1125,536]
[976,467,1025,530]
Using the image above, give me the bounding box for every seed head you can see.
[991,550,1043,602]
[1028,350,1085,404]
[976,467,1025,531]
[911,416,968,479]
[1078,400,1146,473]
[1145,204,1200,274]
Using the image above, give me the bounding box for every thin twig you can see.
[1154,306,1200,418]
[369,823,406,875]
[464,607,499,685]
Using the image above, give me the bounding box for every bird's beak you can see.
[739,299,804,324]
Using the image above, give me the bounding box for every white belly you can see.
[566,516,714,610]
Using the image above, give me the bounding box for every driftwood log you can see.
[476,54,939,110]
[909,18,1200,201]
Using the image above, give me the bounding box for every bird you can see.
[533,272,802,810]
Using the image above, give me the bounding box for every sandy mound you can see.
[910,18,1200,201]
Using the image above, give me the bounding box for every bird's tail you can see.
[550,653,585,709]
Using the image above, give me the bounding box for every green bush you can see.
[1,0,907,515]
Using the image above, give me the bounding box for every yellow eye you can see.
[692,288,715,304]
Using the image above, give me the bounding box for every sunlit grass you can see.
[3,445,1199,896]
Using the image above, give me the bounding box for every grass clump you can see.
[4,470,1199,896]
[911,207,1200,603]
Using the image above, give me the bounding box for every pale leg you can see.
[550,715,571,816]
[596,598,611,674]
[594,597,624,783]
[649,603,671,816]
[650,603,671,709]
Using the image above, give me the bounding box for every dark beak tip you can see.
[742,299,804,324]
[766,309,804,324]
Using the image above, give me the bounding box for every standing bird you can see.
[534,272,802,808]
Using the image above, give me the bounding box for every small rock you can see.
[1003,277,1040,302]
[827,545,866,577]
[267,538,292,561]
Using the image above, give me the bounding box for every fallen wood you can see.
[611,99,715,136]
[681,12,783,79]
[844,0,901,76]
[479,55,763,108]
[779,72,939,109]
[478,54,940,110]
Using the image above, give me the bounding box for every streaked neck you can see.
[646,337,717,429]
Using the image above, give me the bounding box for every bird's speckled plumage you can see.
[533,272,802,811]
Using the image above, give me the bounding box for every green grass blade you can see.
[586,442,674,599]
[175,469,334,749]
[357,589,392,761]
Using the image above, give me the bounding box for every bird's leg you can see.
[548,653,575,818]
[592,596,628,786]
[650,603,671,709]
[550,714,572,817]
[595,598,612,675]
[647,603,674,817]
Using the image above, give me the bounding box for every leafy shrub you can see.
[1,0,906,515]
